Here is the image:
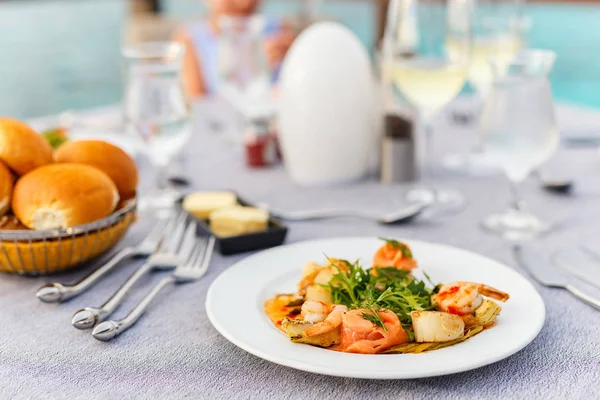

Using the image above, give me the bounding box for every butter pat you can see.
[209,206,269,237]
[183,191,237,219]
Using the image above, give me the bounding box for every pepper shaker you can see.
[380,111,416,184]
[378,26,418,184]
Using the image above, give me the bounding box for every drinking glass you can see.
[385,0,470,207]
[299,0,323,24]
[122,42,191,210]
[480,50,558,240]
[216,15,273,133]
[443,0,525,175]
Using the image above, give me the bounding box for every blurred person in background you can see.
[174,0,295,97]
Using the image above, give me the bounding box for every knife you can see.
[562,135,600,148]
[513,245,600,311]
[552,248,600,291]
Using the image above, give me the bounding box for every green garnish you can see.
[326,256,368,306]
[42,127,69,149]
[422,271,435,287]
[327,257,436,336]
[379,237,413,259]
[405,328,415,342]
[361,307,388,332]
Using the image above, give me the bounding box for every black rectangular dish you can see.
[184,193,288,255]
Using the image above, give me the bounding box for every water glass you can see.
[480,50,559,240]
[217,15,272,125]
[122,41,191,210]
[443,0,525,175]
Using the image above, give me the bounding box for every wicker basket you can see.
[0,200,136,275]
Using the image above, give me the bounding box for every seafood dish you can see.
[264,238,509,355]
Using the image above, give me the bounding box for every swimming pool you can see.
[1,0,598,118]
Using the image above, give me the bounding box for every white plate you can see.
[206,237,545,379]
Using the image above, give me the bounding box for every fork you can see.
[71,210,190,330]
[36,216,168,303]
[92,229,215,341]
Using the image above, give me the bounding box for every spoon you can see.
[262,202,427,225]
[541,178,573,195]
[535,170,574,194]
[168,176,191,187]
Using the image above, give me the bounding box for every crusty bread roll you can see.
[12,164,119,230]
[0,161,13,216]
[0,215,28,230]
[183,191,238,219]
[55,140,138,199]
[0,118,53,175]
[209,206,269,237]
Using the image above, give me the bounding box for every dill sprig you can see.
[361,306,388,332]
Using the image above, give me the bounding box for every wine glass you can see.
[443,0,525,175]
[216,14,273,139]
[480,50,559,240]
[385,0,470,207]
[122,42,191,211]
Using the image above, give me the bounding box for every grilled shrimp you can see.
[300,301,348,337]
[432,281,509,316]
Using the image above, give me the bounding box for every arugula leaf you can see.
[378,237,413,259]
[326,257,435,331]
[422,271,438,288]
[327,257,368,307]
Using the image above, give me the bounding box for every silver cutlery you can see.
[540,178,574,195]
[36,219,167,303]
[533,170,574,195]
[92,230,216,341]
[513,245,600,310]
[562,134,600,148]
[71,211,189,329]
[265,202,427,225]
[552,248,600,290]
[582,244,600,262]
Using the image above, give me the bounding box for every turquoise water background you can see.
[0,0,599,118]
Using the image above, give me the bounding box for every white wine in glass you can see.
[446,34,521,96]
[385,0,470,207]
[392,58,468,119]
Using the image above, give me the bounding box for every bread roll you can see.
[0,161,13,216]
[0,215,28,230]
[12,164,119,230]
[183,191,238,219]
[209,206,269,237]
[0,118,53,175]
[55,140,138,199]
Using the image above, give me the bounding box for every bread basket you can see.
[0,199,136,275]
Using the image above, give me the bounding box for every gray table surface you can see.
[2,100,600,399]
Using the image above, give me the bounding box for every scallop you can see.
[411,311,465,342]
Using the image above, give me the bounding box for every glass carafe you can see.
[123,42,191,211]
[480,49,559,240]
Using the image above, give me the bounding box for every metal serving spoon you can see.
[541,178,574,195]
[534,170,574,195]
[262,202,427,225]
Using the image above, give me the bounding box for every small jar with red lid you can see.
[244,117,280,168]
